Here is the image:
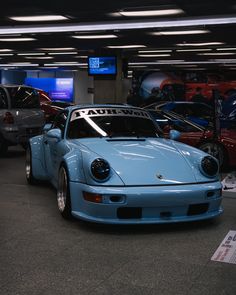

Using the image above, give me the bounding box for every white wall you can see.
[73,70,94,104]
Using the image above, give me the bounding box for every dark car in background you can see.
[148,109,236,168]
[0,85,45,155]
[146,101,236,129]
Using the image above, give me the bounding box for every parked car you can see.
[147,101,214,127]
[40,100,74,123]
[0,85,45,155]
[148,109,236,168]
[147,101,236,129]
[26,104,222,224]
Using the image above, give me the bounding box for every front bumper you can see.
[69,181,223,224]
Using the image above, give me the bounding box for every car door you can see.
[44,111,68,180]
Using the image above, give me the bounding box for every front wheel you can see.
[57,165,72,219]
[26,146,37,184]
[198,142,226,168]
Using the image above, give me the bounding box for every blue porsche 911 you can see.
[26,104,223,224]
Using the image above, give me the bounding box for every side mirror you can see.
[47,128,62,142]
[169,129,181,141]
[43,123,53,132]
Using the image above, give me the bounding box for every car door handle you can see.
[44,140,48,145]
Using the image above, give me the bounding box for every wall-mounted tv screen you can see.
[24,77,74,102]
[88,56,117,76]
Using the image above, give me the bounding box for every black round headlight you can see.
[201,156,219,177]
[91,158,110,181]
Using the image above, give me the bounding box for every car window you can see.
[52,111,68,136]
[189,104,213,117]
[67,108,160,139]
[8,86,40,109]
[0,88,8,109]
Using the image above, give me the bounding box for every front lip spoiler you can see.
[71,180,220,187]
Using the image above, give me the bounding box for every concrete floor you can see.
[1,146,236,295]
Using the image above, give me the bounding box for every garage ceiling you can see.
[0,0,236,72]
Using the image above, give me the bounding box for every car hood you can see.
[75,137,203,186]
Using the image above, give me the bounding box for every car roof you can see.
[67,104,146,112]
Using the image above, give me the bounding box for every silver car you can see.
[0,85,45,155]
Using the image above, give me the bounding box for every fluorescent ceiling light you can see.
[198,52,236,56]
[54,61,79,64]
[159,59,185,63]
[107,45,146,49]
[17,52,45,56]
[0,37,36,41]
[44,63,87,66]
[24,56,54,59]
[39,47,76,51]
[0,53,14,56]
[176,49,212,52]
[174,64,198,67]
[216,47,236,51]
[138,54,171,57]
[0,49,13,52]
[176,42,224,46]
[9,15,68,22]
[151,29,210,35]
[128,65,147,68]
[129,60,236,65]
[39,66,59,69]
[209,59,236,62]
[75,55,88,58]
[0,63,39,66]
[0,16,236,35]
[48,52,77,55]
[72,34,117,39]
[139,49,172,53]
[118,8,184,17]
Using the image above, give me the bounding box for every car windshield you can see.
[148,110,204,133]
[8,86,40,109]
[67,107,161,139]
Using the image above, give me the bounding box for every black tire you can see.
[57,165,72,219]
[198,142,227,168]
[25,146,38,184]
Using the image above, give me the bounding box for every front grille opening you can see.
[117,207,142,219]
[187,203,209,216]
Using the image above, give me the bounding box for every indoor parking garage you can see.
[1,1,236,294]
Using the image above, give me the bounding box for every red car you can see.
[36,89,74,122]
[185,74,236,101]
[148,109,236,168]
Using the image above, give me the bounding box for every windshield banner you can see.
[71,108,150,121]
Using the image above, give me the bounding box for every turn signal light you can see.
[83,191,103,203]
[3,112,14,124]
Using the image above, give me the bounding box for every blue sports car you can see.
[26,104,223,224]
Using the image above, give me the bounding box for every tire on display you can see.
[57,165,72,219]
[198,142,226,168]
[25,146,37,184]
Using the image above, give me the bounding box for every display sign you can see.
[211,230,236,264]
[88,56,117,75]
[25,77,74,102]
